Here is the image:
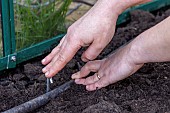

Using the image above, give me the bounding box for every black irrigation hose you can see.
[3,80,74,113]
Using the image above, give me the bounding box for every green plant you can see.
[15,0,72,50]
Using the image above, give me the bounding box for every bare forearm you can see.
[94,0,152,15]
[87,0,152,26]
[130,16,170,64]
[81,0,151,31]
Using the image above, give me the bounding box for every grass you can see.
[14,0,72,50]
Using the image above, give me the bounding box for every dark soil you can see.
[1,9,170,113]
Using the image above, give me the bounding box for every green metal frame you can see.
[0,34,63,70]
[0,0,170,72]
[117,0,170,24]
[1,0,16,56]
[1,0,16,69]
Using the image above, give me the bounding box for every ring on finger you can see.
[96,73,101,80]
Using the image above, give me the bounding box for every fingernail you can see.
[75,79,80,83]
[45,71,49,77]
[72,72,79,78]
[82,57,88,62]
[71,75,75,79]
[42,67,47,72]
[71,73,77,79]
[42,59,46,63]
[86,85,89,90]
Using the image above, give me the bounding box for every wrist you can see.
[129,17,170,64]
[97,0,124,16]
[128,40,145,65]
[93,0,123,18]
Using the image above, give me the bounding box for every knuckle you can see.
[50,68,56,76]
[95,44,104,51]
[50,64,60,75]
[67,26,73,33]
[51,49,56,54]
[93,60,101,65]
[65,35,80,48]
[58,54,67,64]
[67,28,77,39]
[84,79,88,85]
[84,61,93,69]
[67,29,82,47]
[87,61,93,66]
[83,64,89,71]
[51,47,59,54]
[96,81,103,89]
[84,53,95,61]
[93,75,97,81]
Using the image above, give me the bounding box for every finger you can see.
[42,37,66,72]
[42,36,66,65]
[86,74,111,91]
[43,36,70,73]
[45,38,81,78]
[81,41,106,62]
[74,78,85,85]
[42,62,52,73]
[43,48,62,73]
[42,46,60,66]
[71,60,101,79]
[83,73,100,85]
[86,65,142,91]
[43,41,67,74]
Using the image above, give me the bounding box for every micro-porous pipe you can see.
[3,80,74,113]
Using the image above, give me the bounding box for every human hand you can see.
[41,0,151,78]
[72,45,144,91]
[42,1,121,78]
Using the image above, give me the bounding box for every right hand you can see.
[42,1,120,78]
[72,44,144,91]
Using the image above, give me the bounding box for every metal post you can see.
[9,0,16,53]
[1,0,16,56]
[1,0,16,69]
[1,0,12,56]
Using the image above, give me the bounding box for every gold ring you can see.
[96,73,100,80]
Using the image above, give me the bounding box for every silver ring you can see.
[96,73,100,80]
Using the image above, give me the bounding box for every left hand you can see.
[72,45,144,91]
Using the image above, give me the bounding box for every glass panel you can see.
[0,3,3,57]
[14,0,71,50]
